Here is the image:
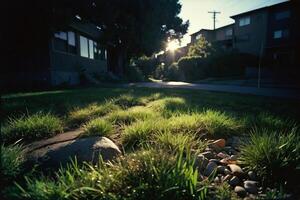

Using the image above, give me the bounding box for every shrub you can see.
[134,55,158,77]
[82,118,113,137]
[68,102,120,126]
[106,106,157,125]
[0,143,25,184]
[177,56,208,81]
[124,65,145,82]
[2,112,63,143]
[239,128,300,189]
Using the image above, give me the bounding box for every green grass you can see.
[82,118,113,137]
[239,127,300,189]
[2,112,63,143]
[11,149,208,200]
[0,143,25,189]
[106,106,157,125]
[68,102,120,127]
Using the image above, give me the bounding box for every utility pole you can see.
[208,11,221,30]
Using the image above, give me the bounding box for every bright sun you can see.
[166,40,180,51]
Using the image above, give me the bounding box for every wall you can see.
[233,9,268,56]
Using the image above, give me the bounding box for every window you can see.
[80,36,89,58]
[275,10,290,20]
[239,16,250,26]
[54,31,76,53]
[226,29,233,36]
[80,35,107,60]
[273,29,289,39]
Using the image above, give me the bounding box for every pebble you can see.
[195,155,209,172]
[211,139,226,148]
[223,174,232,182]
[209,159,221,164]
[234,186,247,198]
[228,164,244,177]
[244,180,258,194]
[204,161,218,176]
[201,151,215,159]
[248,171,257,181]
[217,165,226,174]
[229,176,240,186]
[224,168,232,175]
[230,155,238,161]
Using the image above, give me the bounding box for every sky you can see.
[178,0,288,46]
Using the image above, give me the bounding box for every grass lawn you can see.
[1,86,300,199]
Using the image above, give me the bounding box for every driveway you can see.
[125,81,300,99]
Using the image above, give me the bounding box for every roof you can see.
[230,1,289,18]
[190,23,234,36]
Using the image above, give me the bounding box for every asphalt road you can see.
[125,81,300,99]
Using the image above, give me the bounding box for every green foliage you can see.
[122,119,166,149]
[155,131,207,153]
[147,97,188,117]
[113,94,145,109]
[177,56,207,81]
[68,102,120,126]
[0,143,25,184]
[134,55,158,77]
[187,36,216,58]
[2,112,63,143]
[239,128,300,189]
[11,149,208,200]
[124,65,145,82]
[82,118,113,137]
[106,106,157,125]
[213,183,238,200]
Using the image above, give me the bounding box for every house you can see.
[2,17,108,90]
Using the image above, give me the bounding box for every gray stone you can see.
[244,180,258,194]
[223,174,232,182]
[230,155,238,161]
[229,176,240,186]
[228,164,244,177]
[224,168,232,175]
[217,166,226,174]
[204,161,218,176]
[27,136,121,170]
[201,151,215,159]
[234,186,247,198]
[195,154,209,172]
[248,171,257,181]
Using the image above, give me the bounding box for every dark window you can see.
[54,31,76,54]
[273,29,289,39]
[239,16,250,26]
[93,42,107,60]
[80,35,106,60]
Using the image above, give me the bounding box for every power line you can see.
[208,11,221,30]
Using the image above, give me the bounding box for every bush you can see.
[113,94,145,109]
[68,102,120,126]
[82,118,113,137]
[0,143,25,184]
[134,56,158,77]
[2,112,63,143]
[239,128,300,189]
[177,56,208,81]
[124,65,145,82]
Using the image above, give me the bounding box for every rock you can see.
[214,176,221,183]
[204,161,218,176]
[209,159,221,164]
[224,168,232,175]
[201,151,215,159]
[234,186,247,198]
[217,152,230,159]
[223,174,232,182]
[211,139,226,148]
[195,154,209,172]
[228,164,244,177]
[244,180,258,194]
[248,171,257,181]
[229,176,240,186]
[217,166,226,174]
[27,137,121,170]
[230,155,238,161]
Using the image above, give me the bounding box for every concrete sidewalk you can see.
[125,81,300,99]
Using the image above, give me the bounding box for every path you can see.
[125,81,300,99]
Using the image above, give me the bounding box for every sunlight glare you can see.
[166,40,180,51]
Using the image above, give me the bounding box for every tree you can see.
[187,36,215,58]
[85,0,189,75]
